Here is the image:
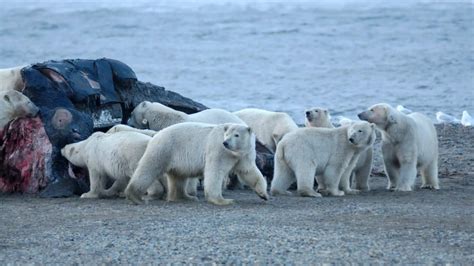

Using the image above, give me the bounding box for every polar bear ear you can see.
[68,147,75,157]
[223,125,229,131]
[370,123,375,129]
[141,118,148,125]
[247,127,252,133]
[141,101,147,107]
[3,94,11,103]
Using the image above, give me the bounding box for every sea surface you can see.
[0,0,472,123]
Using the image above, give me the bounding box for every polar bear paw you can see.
[208,198,234,206]
[270,189,292,196]
[80,192,100,199]
[394,185,413,192]
[297,189,322,198]
[125,186,144,205]
[344,189,360,195]
[420,184,440,190]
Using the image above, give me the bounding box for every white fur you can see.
[358,103,439,191]
[234,108,298,152]
[61,131,152,198]
[128,101,245,131]
[304,107,333,128]
[106,124,157,137]
[0,66,25,93]
[124,122,269,205]
[0,90,39,129]
[271,121,376,197]
[305,108,374,191]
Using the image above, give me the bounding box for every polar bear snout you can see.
[223,141,230,148]
[26,102,40,117]
[349,137,355,144]
[358,111,369,121]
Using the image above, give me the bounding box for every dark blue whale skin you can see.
[16,58,207,197]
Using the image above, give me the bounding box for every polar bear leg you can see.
[321,166,344,196]
[125,152,167,204]
[167,176,198,202]
[382,148,399,190]
[421,160,439,190]
[315,175,325,192]
[396,161,416,191]
[145,178,166,200]
[354,151,372,191]
[204,164,234,205]
[339,166,360,195]
[235,164,269,200]
[81,170,106,199]
[270,157,294,196]
[187,177,199,196]
[294,165,320,197]
[101,176,129,198]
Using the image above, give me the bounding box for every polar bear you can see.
[305,108,374,191]
[304,107,333,128]
[358,103,439,191]
[61,131,152,198]
[0,90,39,129]
[106,124,157,137]
[271,121,376,197]
[0,66,25,93]
[128,101,245,131]
[124,122,269,205]
[105,124,199,196]
[234,108,298,153]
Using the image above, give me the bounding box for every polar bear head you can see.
[2,90,39,119]
[61,132,105,167]
[128,101,184,131]
[347,121,376,148]
[128,101,153,129]
[222,124,254,153]
[304,107,330,127]
[357,103,399,130]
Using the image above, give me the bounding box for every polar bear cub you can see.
[234,108,298,152]
[305,107,374,191]
[271,121,376,197]
[358,103,439,191]
[61,131,152,198]
[128,101,245,131]
[124,122,269,205]
[0,90,39,129]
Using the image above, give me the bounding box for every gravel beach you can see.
[0,124,472,264]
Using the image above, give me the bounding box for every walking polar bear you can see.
[125,122,269,205]
[271,121,376,197]
[358,103,439,191]
[61,131,152,198]
[128,101,245,131]
[305,107,374,191]
[234,108,298,152]
[0,90,39,129]
[104,125,198,198]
